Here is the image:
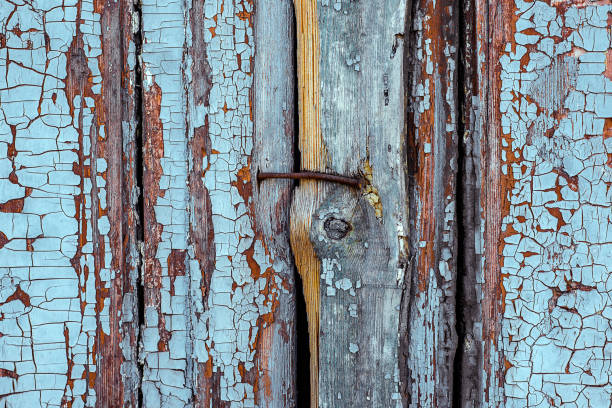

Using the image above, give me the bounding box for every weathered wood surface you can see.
[1,0,611,407]
[454,0,484,404]
[404,0,459,405]
[290,1,326,405]
[467,0,612,406]
[253,1,298,405]
[139,0,296,407]
[312,0,410,406]
[0,0,140,407]
[0,0,297,407]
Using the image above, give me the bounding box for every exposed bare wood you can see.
[455,0,485,404]
[314,0,410,406]
[404,0,460,405]
[253,0,298,405]
[0,0,139,406]
[1,1,610,406]
[290,0,328,405]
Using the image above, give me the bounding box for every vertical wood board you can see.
[139,0,296,406]
[404,0,460,405]
[0,0,139,406]
[313,0,411,406]
[474,1,612,406]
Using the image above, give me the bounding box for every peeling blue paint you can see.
[139,0,283,405]
[499,2,612,406]
[0,0,113,406]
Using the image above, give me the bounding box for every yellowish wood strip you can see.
[291,1,327,406]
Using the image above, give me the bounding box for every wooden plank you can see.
[311,1,411,406]
[253,0,298,405]
[403,0,460,405]
[471,0,612,405]
[291,1,327,406]
[0,0,139,406]
[140,0,296,406]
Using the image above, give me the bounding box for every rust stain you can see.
[411,0,457,296]
[143,80,164,293]
[167,249,187,296]
[195,364,228,408]
[63,13,96,404]
[189,126,215,304]
[2,285,31,308]
[554,167,579,192]
[0,231,8,249]
[9,24,38,37]
[157,314,171,352]
[0,188,32,213]
[64,36,90,118]
[141,74,171,373]
[186,3,217,393]
[62,324,75,408]
[232,163,253,208]
[236,0,253,22]
[255,324,273,403]
[548,279,596,312]
[142,75,169,387]
[480,0,518,400]
[478,1,612,404]
[88,371,96,389]
[604,49,612,81]
[0,368,18,379]
[605,118,612,168]
[7,124,16,161]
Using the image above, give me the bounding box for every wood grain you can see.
[469,1,612,406]
[290,0,327,406]
[314,0,410,406]
[403,0,460,405]
[253,0,298,405]
[2,0,609,406]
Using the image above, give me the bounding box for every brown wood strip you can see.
[0,0,139,406]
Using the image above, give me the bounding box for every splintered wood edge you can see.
[291,0,327,406]
[295,0,326,171]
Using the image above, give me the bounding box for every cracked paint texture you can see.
[405,0,458,405]
[0,0,137,406]
[141,0,287,406]
[497,1,612,406]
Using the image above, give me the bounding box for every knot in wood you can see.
[323,217,351,240]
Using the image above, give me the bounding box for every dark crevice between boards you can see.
[294,271,311,407]
[398,0,420,403]
[288,3,310,407]
[133,0,145,406]
[452,0,475,404]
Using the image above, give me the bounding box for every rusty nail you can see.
[257,171,362,188]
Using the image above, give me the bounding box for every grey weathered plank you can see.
[0,0,140,406]
[252,0,298,405]
[313,1,410,406]
[139,0,296,406]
